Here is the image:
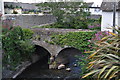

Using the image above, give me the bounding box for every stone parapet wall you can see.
[3,14,56,28]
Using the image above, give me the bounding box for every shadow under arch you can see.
[16,45,51,78]
[57,47,82,57]
[34,45,51,58]
[53,47,82,65]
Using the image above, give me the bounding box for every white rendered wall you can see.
[101,12,118,32]
[0,0,4,15]
[0,1,2,12]
[89,8,102,15]
[118,11,120,26]
[4,8,13,14]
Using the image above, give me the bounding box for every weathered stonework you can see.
[3,28,93,78]
[3,14,56,28]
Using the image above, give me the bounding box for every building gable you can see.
[101,1,120,12]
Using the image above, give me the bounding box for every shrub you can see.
[82,27,120,80]
[36,2,90,29]
[87,18,101,30]
[22,28,34,40]
[47,31,96,51]
[13,10,18,14]
[90,31,110,43]
[2,26,35,69]
[88,25,101,30]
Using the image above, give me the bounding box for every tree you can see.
[36,2,90,29]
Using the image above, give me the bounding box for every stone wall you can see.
[3,14,56,28]
[4,2,38,10]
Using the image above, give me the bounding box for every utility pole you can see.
[113,1,116,33]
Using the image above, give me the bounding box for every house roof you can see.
[86,2,100,9]
[86,2,94,7]
[101,1,120,11]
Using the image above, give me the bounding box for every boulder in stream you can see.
[57,64,65,69]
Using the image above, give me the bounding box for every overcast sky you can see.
[85,0,103,6]
[3,0,103,6]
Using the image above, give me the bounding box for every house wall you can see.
[118,11,120,26]
[89,8,102,15]
[0,0,4,15]
[101,11,119,32]
[0,1,2,12]
[4,8,13,14]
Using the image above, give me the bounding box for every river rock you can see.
[57,64,65,69]
[74,64,77,67]
[49,48,80,69]
[49,64,57,69]
[50,56,55,64]
[66,68,71,71]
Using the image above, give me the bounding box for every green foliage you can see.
[38,23,62,28]
[36,2,90,29]
[87,18,101,31]
[82,27,120,80]
[23,11,29,14]
[13,10,18,14]
[22,28,34,40]
[47,31,96,51]
[75,54,90,77]
[4,4,21,9]
[2,26,35,69]
[18,40,34,59]
[46,31,95,77]
[89,26,101,30]
[10,5,14,9]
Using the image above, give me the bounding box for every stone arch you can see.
[48,47,82,69]
[34,45,51,62]
[34,45,51,57]
[15,45,52,78]
[57,47,82,57]
[33,40,63,56]
[51,47,82,66]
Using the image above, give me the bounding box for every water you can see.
[16,56,82,79]
[16,48,82,79]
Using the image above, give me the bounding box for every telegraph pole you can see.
[113,1,116,33]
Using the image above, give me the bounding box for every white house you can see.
[89,6,102,15]
[101,1,120,32]
[0,1,2,13]
[0,0,4,15]
[85,2,102,15]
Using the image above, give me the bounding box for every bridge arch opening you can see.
[34,45,51,58]
[33,45,51,68]
[16,45,51,78]
[51,47,82,66]
[57,47,82,57]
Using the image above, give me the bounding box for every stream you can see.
[16,47,83,80]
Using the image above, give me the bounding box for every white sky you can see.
[3,0,103,6]
[85,0,103,6]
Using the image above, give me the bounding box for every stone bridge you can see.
[33,40,63,56]
[31,28,92,57]
[4,28,92,78]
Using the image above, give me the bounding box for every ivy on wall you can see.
[46,31,96,51]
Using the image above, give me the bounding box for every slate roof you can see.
[87,2,100,9]
[101,0,120,11]
[86,2,94,7]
